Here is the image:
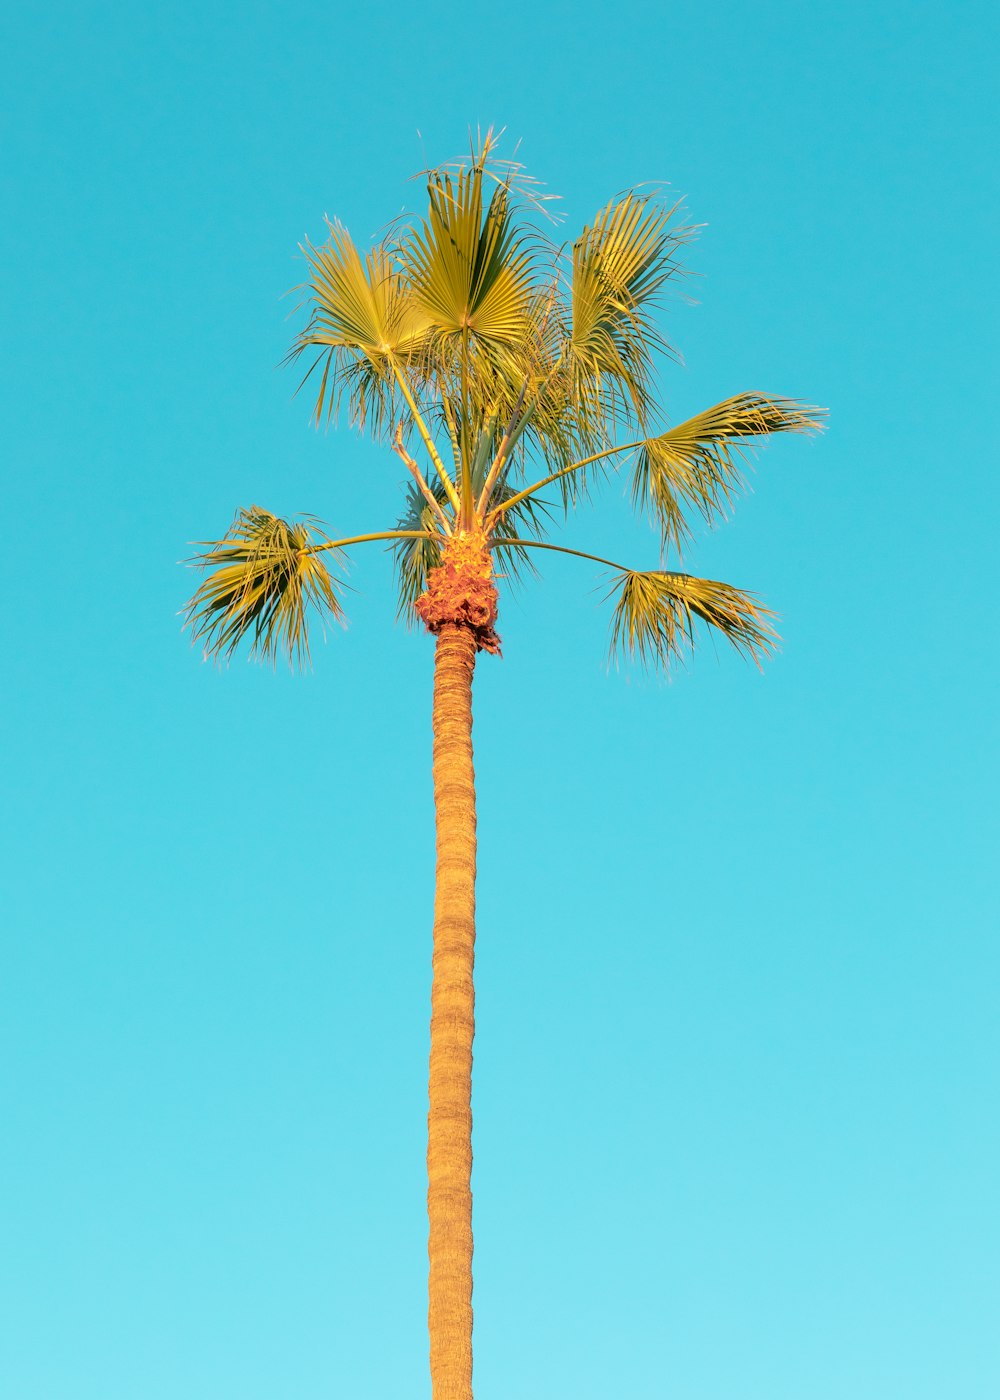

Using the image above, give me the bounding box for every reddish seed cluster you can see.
[415,535,502,655]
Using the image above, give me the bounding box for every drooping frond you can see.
[607,568,777,670]
[570,193,692,429]
[184,507,346,666]
[291,225,429,431]
[632,394,825,557]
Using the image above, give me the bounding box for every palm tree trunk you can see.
[427,621,478,1400]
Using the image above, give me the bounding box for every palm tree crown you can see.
[185,132,821,669]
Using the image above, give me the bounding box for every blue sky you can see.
[2,2,997,1397]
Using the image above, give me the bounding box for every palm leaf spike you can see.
[475,374,534,512]
[438,393,464,477]
[184,507,347,666]
[469,411,501,493]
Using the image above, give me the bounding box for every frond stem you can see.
[390,361,463,516]
[305,529,441,556]
[487,439,644,527]
[488,537,630,572]
[459,326,474,528]
[393,425,453,534]
[475,378,529,516]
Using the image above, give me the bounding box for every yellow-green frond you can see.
[184,507,346,666]
[607,568,777,670]
[291,226,429,430]
[570,193,692,426]
[399,155,540,353]
[632,393,825,556]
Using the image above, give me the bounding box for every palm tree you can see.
[184,134,821,1400]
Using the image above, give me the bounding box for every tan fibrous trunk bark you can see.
[420,535,499,1400]
[427,622,478,1400]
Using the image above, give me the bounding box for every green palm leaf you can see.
[570,193,692,426]
[291,225,430,430]
[402,160,536,343]
[184,507,346,666]
[632,394,824,556]
[608,568,777,669]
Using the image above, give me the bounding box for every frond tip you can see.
[184,507,345,666]
[607,568,777,670]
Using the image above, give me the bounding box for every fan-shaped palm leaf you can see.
[292,226,430,430]
[402,159,537,345]
[185,507,346,665]
[608,567,776,669]
[631,394,823,557]
[570,193,692,426]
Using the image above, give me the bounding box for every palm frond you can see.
[396,153,557,443]
[570,193,693,428]
[632,393,825,557]
[607,568,777,670]
[401,156,537,344]
[184,507,346,666]
[290,225,429,431]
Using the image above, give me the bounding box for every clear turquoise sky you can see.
[2,2,997,1397]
